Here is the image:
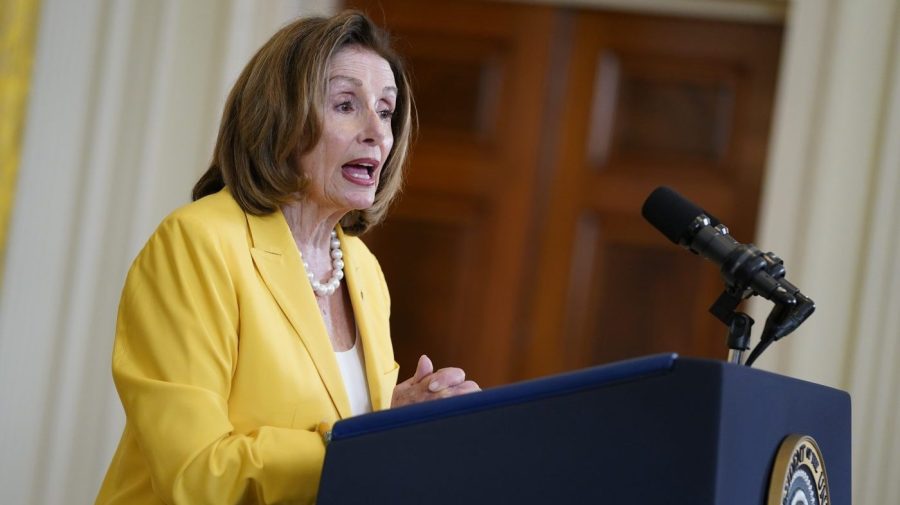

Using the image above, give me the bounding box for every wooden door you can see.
[347,0,560,386]
[347,0,783,385]
[521,11,783,377]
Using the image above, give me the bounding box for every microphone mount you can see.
[694,215,814,366]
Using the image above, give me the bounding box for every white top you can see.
[334,334,372,416]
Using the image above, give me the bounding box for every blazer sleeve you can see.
[112,213,324,505]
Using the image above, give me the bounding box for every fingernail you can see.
[428,381,440,392]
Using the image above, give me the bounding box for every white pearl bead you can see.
[331,238,341,249]
[335,270,344,280]
[331,249,343,259]
[333,259,344,270]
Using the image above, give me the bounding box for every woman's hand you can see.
[391,355,481,408]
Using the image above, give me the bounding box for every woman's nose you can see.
[358,109,387,145]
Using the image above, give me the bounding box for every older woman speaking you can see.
[95,11,479,505]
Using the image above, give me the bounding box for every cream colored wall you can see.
[1,0,897,503]
[0,1,336,503]
[753,1,900,502]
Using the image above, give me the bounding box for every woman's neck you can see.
[281,200,343,274]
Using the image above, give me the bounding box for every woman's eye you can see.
[336,101,354,113]
[378,109,394,121]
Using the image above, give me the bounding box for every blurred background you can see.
[1,0,898,503]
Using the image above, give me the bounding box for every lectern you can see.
[317,354,849,504]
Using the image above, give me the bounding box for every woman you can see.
[95,11,479,505]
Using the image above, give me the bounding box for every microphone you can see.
[641,186,796,307]
[641,186,815,364]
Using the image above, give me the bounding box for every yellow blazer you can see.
[95,189,398,505]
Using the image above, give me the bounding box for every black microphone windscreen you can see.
[641,186,708,244]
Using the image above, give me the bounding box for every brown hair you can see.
[192,10,413,235]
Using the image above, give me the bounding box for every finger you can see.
[436,380,481,398]
[458,380,481,392]
[412,355,433,384]
[427,367,466,392]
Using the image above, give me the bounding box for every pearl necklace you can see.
[302,229,344,297]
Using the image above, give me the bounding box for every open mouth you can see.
[341,159,379,186]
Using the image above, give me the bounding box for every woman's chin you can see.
[342,193,376,212]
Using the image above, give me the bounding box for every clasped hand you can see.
[391,355,480,408]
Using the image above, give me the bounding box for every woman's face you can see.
[299,45,397,215]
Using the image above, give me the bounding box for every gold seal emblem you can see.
[767,435,830,505]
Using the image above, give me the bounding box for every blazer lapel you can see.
[246,211,352,419]
[339,227,394,411]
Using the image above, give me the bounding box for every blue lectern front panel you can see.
[318,355,850,505]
